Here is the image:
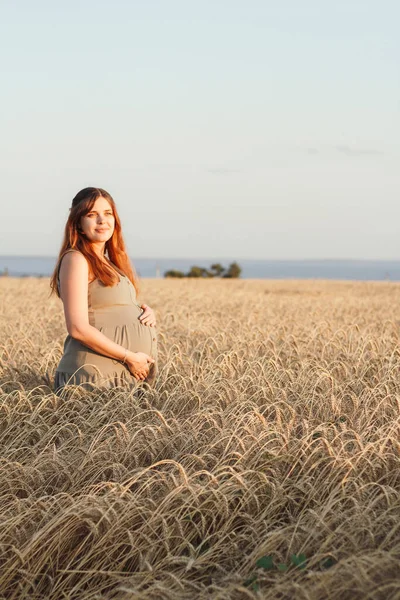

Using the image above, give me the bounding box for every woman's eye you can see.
[85,211,113,217]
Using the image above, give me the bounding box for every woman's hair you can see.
[50,187,140,298]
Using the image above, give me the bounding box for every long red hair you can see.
[50,187,140,298]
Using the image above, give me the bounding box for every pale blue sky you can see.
[1,0,399,259]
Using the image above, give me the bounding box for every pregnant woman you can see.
[50,187,157,394]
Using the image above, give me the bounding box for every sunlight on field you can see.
[0,278,399,599]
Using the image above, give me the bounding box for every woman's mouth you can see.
[96,229,109,232]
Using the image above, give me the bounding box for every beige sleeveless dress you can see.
[54,250,157,394]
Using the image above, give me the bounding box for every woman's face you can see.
[80,196,115,244]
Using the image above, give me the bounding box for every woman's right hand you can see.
[125,351,155,381]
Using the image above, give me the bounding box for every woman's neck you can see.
[91,242,106,258]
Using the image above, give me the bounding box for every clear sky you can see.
[1,0,399,259]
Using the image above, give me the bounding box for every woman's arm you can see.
[58,251,154,379]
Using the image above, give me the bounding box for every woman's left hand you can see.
[139,304,157,327]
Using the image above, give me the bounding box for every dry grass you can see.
[0,277,399,600]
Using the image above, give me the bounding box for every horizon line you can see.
[0,255,399,263]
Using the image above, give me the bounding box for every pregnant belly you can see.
[57,306,157,376]
[94,305,157,362]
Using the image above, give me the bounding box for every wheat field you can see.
[0,277,399,600]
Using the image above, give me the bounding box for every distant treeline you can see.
[164,262,242,279]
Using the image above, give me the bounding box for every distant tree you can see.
[209,263,225,277]
[164,269,185,278]
[223,262,242,278]
[186,266,209,278]
[165,262,242,279]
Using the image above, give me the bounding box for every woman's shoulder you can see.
[57,251,85,295]
[57,251,97,294]
[59,249,88,268]
[58,249,90,280]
